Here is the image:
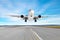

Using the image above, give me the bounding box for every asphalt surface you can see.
[32,27,60,40]
[0,26,60,40]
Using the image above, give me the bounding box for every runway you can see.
[0,26,60,40]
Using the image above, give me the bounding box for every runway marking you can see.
[30,29,43,40]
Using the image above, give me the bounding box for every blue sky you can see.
[0,0,60,25]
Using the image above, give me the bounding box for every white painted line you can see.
[30,29,43,40]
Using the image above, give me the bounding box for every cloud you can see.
[45,16,60,25]
[0,4,21,22]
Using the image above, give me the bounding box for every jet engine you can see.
[20,15,24,18]
[38,15,41,18]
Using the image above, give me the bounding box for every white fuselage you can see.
[28,9,34,20]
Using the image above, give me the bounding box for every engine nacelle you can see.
[20,15,24,18]
[38,15,41,18]
[24,17,28,20]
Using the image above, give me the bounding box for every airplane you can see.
[9,9,45,22]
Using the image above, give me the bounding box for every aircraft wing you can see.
[9,15,21,18]
[41,16,48,18]
[9,15,28,19]
[33,15,48,22]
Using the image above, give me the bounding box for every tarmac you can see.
[0,26,60,40]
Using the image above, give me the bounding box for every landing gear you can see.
[34,17,37,22]
[25,19,27,22]
[24,17,28,22]
[35,19,37,22]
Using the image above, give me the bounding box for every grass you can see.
[46,26,60,29]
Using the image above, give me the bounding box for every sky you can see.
[0,0,60,25]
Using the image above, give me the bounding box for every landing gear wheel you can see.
[25,20,27,22]
[35,19,37,22]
